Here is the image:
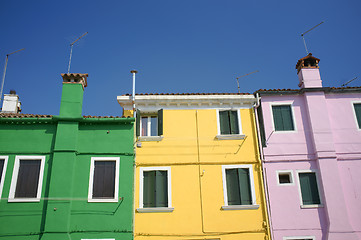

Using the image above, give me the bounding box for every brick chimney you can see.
[59,73,88,118]
[296,53,322,88]
[1,90,21,113]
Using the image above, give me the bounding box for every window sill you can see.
[136,207,174,213]
[222,204,259,210]
[8,198,41,202]
[301,204,323,209]
[138,136,164,142]
[88,198,118,203]
[216,134,246,140]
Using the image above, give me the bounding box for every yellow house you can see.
[117,93,270,240]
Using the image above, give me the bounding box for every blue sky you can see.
[1,0,360,116]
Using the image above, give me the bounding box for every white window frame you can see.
[88,157,120,203]
[351,101,361,131]
[221,164,259,210]
[269,102,297,133]
[276,170,294,186]
[216,109,245,140]
[8,156,45,202]
[283,236,315,240]
[137,166,173,213]
[296,169,323,208]
[0,156,9,199]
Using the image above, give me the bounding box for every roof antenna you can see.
[341,77,358,87]
[0,48,25,107]
[67,32,88,74]
[236,70,259,93]
[301,21,324,54]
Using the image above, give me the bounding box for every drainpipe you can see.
[253,93,274,240]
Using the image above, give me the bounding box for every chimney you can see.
[296,53,322,88]
[1,90,21,113]
[59,73,88,118]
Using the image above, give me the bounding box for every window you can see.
[272,104,295,131]
[283,237,315,240]
[9,156,45,202]
[0,156,8,199]
[222,165,258,210]
[136,109,163,140]
[138,167,173,212]
[298,171,321,207]
[88,157,119,202]
[216,110,244,140]
[277,170,294,185]
[353,103,361,129]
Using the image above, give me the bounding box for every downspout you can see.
[253,93,274,240]
[130,70,137,240]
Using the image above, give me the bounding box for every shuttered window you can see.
[137,109,163,137]
[299,172,321,205]
[0,160,4,185]
[15,160,41,198]
[354,103,361,129]
[143,170,168,208]
[272,105,295,131]
[225,168,252,205]
[92,161,116,199]
[219,110,239,135]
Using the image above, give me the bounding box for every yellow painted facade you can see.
[118,95,270,240]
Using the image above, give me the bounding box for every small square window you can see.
[136,109,164,138]
[272,104,295,131]
[141,116,158,136]
[219,110,240,135]
[9,156,45,202]
[88,157,119,202]
[277,171,294,185]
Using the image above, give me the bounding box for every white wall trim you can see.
[88,157,120,203]
[0,156,9,199]
[351,100,361,131]
[8,156,45,202]
[276,170,295,186]
[296,169,323,207]
[269,101,297,133]
[139,166,172,209]
[221,164,257,207]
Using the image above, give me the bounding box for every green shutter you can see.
[299,172,320,205]
[219,111,230,134]
[155,171,168,207]
[158,109,163,136]
[272,105,294,131]
[238,168,252,205]
[226,169,241,205]
[229,110,239,134]
[143,171,156,207]
[354,103,361,129]
[136,109,141,137]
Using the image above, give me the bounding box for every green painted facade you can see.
[0,75,135,240]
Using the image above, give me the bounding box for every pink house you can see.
[255,54,361,240]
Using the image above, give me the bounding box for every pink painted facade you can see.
[256,54,361,240]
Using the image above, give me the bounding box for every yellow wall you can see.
[135,108,270,240]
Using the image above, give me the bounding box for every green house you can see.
[0,74,135,240]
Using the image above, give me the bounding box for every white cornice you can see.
[117,95,256,111]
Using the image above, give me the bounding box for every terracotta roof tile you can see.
[122,92,251,96]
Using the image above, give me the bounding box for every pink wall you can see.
[260,89,361,240]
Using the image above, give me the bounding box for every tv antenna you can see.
[301,21,324,54]
[67,32,88,73]
[0,48,25,107]
[341,77,358,87]
[236,70,259,93]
